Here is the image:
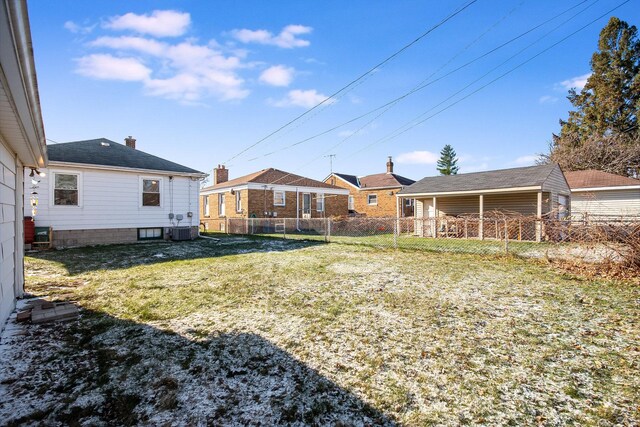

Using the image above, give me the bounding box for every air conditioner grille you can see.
[171,227,192,241]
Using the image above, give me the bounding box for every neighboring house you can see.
[25,137,206,248]
[1,0,47,326]
[564,170,640,220]
[398,164,570,241]
[200,166,349,231]
[324,157,415,217]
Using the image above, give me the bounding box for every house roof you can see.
[398,164,560,195]
[202,168,342,191]
[563,170,640,189]
[331,172,415,189]
[47,138,204,175]
[359,173,415,188]
[333,173,359,188]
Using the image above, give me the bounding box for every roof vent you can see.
[100,142,110,147]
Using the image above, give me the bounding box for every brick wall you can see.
[324,176,412,217]
[200,188,347,230]
[51,226,199,248]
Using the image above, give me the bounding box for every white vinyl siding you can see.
[0,140,22,327]
[571,189,640,219]
[25,166,200,230]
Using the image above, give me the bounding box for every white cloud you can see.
[231,24,312,48]
[272,89,332,108]
[511,155,540,166]
[538,95,558,105]
[104,10,190,37]
[557,73,591,91]
[91,36,167,56]
[395,150,439,165]
[75,54,151,81]
[79,34,247,103]
[259,65,295,86]
[64,21,95,34]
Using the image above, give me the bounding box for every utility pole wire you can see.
[261,0,620,188]
[245,0,592,162]
[350,0,624,154]
[224,0,479,164]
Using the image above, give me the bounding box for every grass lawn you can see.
[1,235,638,425]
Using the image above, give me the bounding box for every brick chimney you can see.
[124,136,136,149]
[213,164,228,185]
[386,156,394,174]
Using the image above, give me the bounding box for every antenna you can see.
[325,154,336,173]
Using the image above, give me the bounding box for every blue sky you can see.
[27,0,639,183]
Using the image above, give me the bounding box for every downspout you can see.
[296,187,300,230]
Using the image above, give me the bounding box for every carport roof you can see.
[398,164,559,196]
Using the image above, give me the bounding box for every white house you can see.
[564,170,640,221]
[1,0,48,326]
[26,137,206,248]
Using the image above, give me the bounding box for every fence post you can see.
[327,218,332,242]
[504,219,509,254]
[393,218,398,249]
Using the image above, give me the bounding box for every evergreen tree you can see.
[546,17,640,176]
[437,144,459,175]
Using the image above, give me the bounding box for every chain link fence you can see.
[201,213,640,269]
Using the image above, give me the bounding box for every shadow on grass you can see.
[26,234,325,275]
[1,304,395,426]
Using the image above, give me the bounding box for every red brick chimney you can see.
[386,156,394,174]
[214,164,228,185]
[125,136,136,149]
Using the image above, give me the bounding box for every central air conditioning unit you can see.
[302,213,311,219]
[171,226,192,241]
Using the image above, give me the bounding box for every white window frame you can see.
[274,190,286,207]
[367,194,378,206]
[218,193,226,217]
[316,193,324,212]
[405,198,414,207]
[50,171,82,207]
[203,195,210,217]
[558,194,569,219]
[348,195,355,210]
[139,176,163,208]
[235,191,242,213]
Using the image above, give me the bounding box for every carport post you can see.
[536,191,542,242]
[479,194,484,240]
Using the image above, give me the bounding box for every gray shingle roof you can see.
[333,173,360,187]
[398,164,558,195]
[47,138,204,175]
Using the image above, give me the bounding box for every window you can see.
[235,191,242,213]
[348,195,355,210]
[218,194,225,217]
[317,194,324,212]
[367,194,378,205]
[405,198,414,207]
[558,195,569,219]
[138,227,163,240]
[274,190,285,206]
[54,173,79,205]
[142,179,160,206]
[203,196,210,217]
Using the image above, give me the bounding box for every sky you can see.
[26,0,640,184]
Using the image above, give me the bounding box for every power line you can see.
[349,0,621,156]
[262,0,622,188]
[224,0,480,164]
[246,0,593,163]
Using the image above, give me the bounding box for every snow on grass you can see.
[1,235,638,425]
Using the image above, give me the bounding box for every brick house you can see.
[324,157,415,217]
[200,166,349,231]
